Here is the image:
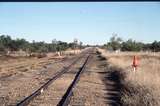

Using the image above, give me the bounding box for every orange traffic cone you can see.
[132,55,138,71]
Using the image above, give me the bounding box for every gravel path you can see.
[69,52,110,106]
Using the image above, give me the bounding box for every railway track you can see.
[16,49,93,106]
[57,54,91,106]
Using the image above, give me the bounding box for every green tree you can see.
[107,34,122,51]
[0,35,12,51]
[0,42,5,53]
[51,39,58,52]
[121,39,143,51]
[79,41,83,49]
[74,38,78,49]
[150,41,160,52]
[9,38,29,51]
[68,43,75,49]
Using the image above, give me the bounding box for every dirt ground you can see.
[0,53,79,106]
[0,48,124,106]
[69,51,119,106]
[28,54,88,106]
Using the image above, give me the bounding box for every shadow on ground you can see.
[97,54,126,106]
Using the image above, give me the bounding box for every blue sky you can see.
[0,2,160,45]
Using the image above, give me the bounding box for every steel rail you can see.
[57,54,91,106]
[16,54,85,106]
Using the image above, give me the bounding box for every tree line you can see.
[103,34,160,52]
[1,34,159,54]
[0,35,84,55]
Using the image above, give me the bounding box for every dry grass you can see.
[98,48,160,106]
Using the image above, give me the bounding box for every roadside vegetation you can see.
[97,34,160,106]
[0,35,84,57]
[103,33,160,52]
[98,49,160,105]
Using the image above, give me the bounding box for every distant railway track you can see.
[16,49,93,106]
